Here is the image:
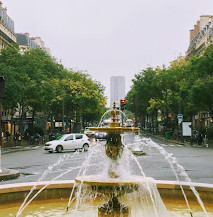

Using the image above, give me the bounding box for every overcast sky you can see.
[4,0,213,105]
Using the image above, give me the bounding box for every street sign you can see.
[177,114,183,119]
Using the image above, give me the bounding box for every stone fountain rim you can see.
[0,179,213,205]
[1,179,213,195]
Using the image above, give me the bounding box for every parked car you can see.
[125,119,134,127]
[95,131,107,140]
[84,127,96,137]
[44,133,90,153]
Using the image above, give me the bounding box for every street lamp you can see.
[62,98,65,133]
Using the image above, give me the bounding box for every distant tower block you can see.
[110,76,125,108]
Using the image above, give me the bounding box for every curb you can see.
[0,168,20,181]
[1,145,42,155]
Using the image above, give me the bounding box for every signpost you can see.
[177,114,183,125]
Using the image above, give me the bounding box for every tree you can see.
[0,45,107,135]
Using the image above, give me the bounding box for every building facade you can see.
[186,15,213,57]
[110,76,125,108]
[0,1,16,50]
[16,33,52,56]
[186,15,213,136]
[16,33,40,49]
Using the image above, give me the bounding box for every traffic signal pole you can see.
[120,100,126,127]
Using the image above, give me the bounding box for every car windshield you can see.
[57,134,68,141]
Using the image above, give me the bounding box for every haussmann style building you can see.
[186,15,213,57]
[0,1,16,51]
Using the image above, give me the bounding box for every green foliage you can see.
[190,77,213,117]
[0,46,106,126]
[206,127,213,140]
[126,46,213,131]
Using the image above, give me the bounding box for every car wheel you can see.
[83,143,89,152]
[56,145,63,153]
[49,151,53,153]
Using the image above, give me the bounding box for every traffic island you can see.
[0,168,20,181]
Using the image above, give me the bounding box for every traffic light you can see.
[120,99,126,111]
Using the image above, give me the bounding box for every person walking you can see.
[197,131,203,146]
[18,133,22,145]
[56,132,62,140]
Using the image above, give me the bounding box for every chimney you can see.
[193,21,200,35]
[0,1,2,9]
[190,29,195,41]
[193,24,198,35]
[196,21,200,32]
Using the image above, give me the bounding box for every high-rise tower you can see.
[110,76,125,108]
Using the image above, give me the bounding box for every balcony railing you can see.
[0,8,14,33]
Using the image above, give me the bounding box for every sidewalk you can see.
[0,136,46,154]
[142,132,213,148]
[1,144,42,155]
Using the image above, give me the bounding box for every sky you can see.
[4,0,213,105]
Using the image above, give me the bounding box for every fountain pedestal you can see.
[98,195,129,217]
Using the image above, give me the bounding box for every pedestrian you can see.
[6,130,10,141]
[56,132,62,140]
[18,133,22,145]
[197,131,203,146]
[34,133,40,145]
[14,132,18,145]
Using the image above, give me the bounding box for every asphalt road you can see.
[1,135,213,185]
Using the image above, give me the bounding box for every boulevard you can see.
[1,136,213,185]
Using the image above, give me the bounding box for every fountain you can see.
[0,105,213,216]
[73,104,152,217]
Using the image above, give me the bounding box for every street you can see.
[1,136,213,185]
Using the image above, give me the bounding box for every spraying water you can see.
[136,135,208,217]
[15,106,210,217]
[16,151,80,216]
[98,110,111,127]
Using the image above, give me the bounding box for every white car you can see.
[44,133,90,153]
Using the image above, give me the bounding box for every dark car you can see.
[95,132,107,140]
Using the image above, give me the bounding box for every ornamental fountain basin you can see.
[0,180,213,216]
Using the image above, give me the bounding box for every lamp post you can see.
[0,76,5,143]
[62,98,65,133]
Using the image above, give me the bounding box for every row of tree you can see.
[0,45,106,135]
[126,44,213,139]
